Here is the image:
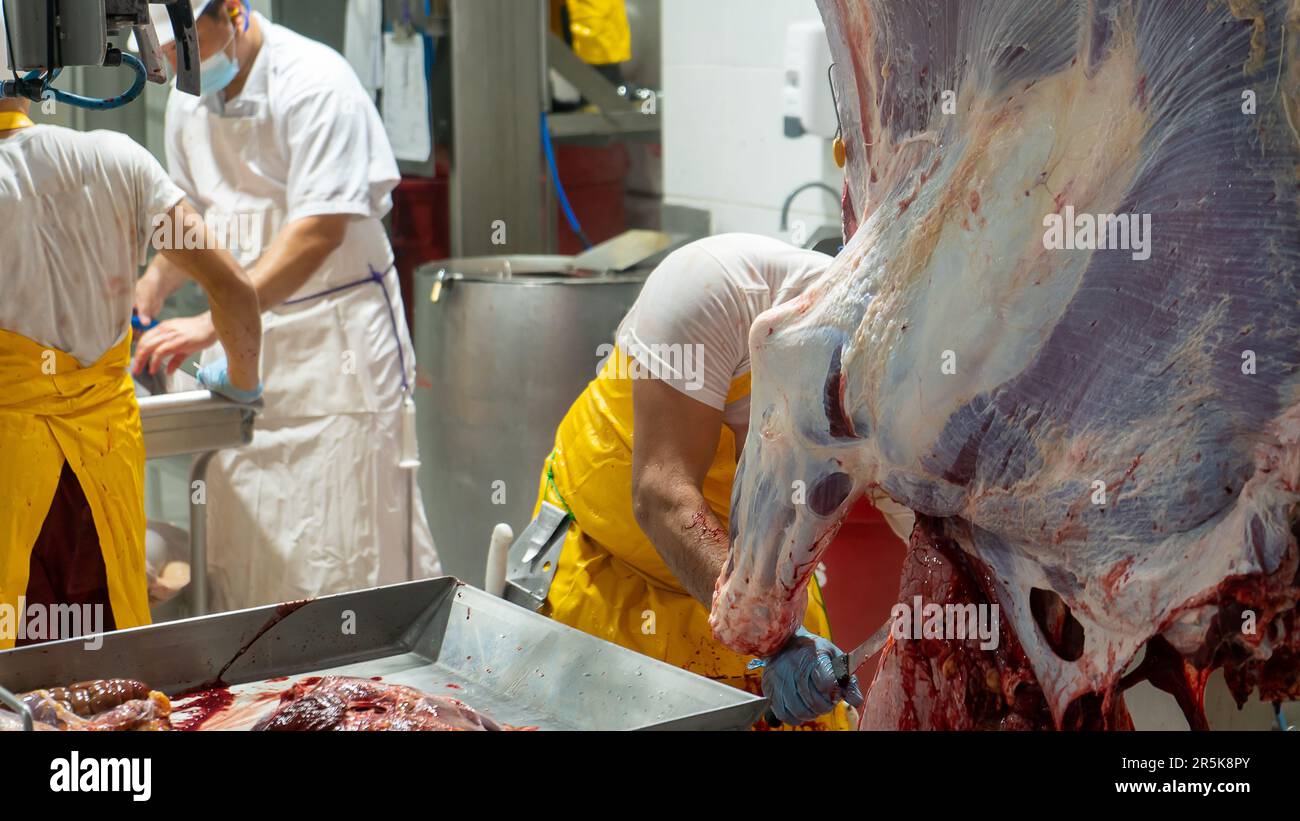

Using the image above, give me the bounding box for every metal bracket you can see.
[0,684,34,732]
[544,31,660,139]
[545,32,636,115]
[503,502,571,611]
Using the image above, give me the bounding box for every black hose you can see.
[779,182,839,231]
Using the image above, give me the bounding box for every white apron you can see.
[168,31,440,611]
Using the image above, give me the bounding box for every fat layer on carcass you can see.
[711,0,1300,728]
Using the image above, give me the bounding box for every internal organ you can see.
[253,677,508,731]
[711,0,1300,728]
[26,679,152,718]
[2,680,173,731]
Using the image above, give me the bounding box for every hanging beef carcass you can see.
[711,0,1300,729]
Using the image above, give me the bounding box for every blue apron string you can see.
[280,264,411,395]
[281,267,386,306]
[371,266,412,396]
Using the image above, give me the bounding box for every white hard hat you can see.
[149,0,219,48]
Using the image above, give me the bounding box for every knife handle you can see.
[763,652,853,729]
[832,652,852,686]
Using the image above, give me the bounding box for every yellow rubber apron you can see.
[533,347,853,730]
[0,330,150,649]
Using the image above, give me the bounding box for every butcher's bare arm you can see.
[136,251,190,323]
[141,212,351,315]
[631,377,730,607]
[157,202,262,392]
[247,214,349,310]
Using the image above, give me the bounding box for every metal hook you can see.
[827,62,848,167]
[0,684,34,732]
[826,62,843,140]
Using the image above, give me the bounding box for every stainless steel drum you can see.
[413,256,648,585]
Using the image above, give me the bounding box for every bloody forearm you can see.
[637,486,730,607]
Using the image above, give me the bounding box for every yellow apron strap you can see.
[0,329,150,648]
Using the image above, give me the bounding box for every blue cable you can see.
[539,111,593,250]
[16,52,148,110]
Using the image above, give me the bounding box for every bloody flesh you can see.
[169,687,236,732]
[252,676,512,731]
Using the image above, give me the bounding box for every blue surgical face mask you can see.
[199,24,240,96]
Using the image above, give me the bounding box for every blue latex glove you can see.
[196,358,262,404]
[761,627,864,725]
[130,313,159,332]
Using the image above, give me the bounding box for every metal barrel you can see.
[412,257,647,586]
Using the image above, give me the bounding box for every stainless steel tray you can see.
[0,578,764,731]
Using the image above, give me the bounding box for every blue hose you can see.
[540,111,593,250]
[17,52,148,110]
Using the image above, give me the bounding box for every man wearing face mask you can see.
[131,0,441,611]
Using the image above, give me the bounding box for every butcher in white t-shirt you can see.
[614,233,829,443]
[526,233,911,731]
[0,75,262,648]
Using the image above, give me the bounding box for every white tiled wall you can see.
[662,0,842,241]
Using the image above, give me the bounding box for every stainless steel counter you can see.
[139,390,256,459]
[139,390,259,616]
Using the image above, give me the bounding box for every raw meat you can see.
[253,677,509,731]
[24,679,152,718]
[711,0,1300,729]
[74,692,173,732]
[2,680,173,731]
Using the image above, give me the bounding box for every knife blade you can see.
[830,617,895,684]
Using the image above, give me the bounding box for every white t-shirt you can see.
[0,124,185,366]
[617,233,917,541]
[164,14,400,251]
[616,233,831,429]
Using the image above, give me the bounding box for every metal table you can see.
[138,390,258,616]
[0,578,767,731]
